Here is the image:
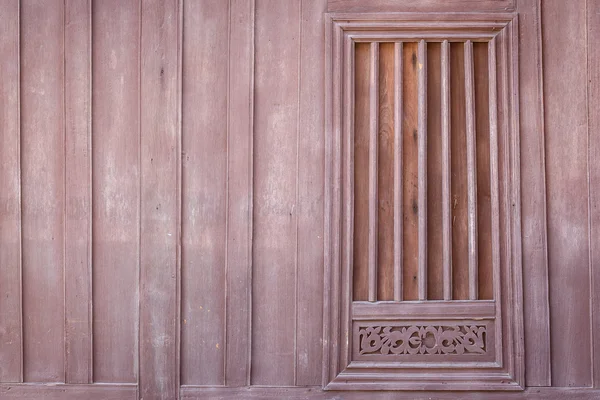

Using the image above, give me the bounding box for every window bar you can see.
[441,40,452,300]
[393,42,403,301]
[488,38,500,301]
[417,39,427,301]
[464,40,479,300]
[368,42,379,302]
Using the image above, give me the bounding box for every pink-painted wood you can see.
[180,0,228,386]
[393,42,403,301]
[225,0,255,387]
[368,42,379,302]
[252,0,300,385]
[91,0,140,383]
[588,0,600,388]
[0,0,23,383]
[139,0,180,398]
[516,0,551,386]
[20,0,65,382]
[441,40,452,300]
[417,39,428,301]
[327,0,515,13]
[0,384,137,400]
[64,0,92,384]
[542,0,592,387]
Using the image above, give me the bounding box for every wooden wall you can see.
[0,0,599,398]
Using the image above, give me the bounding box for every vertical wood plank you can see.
[368,42,379,302]
[426,42,443,300]
[450,42,469,300]
[180,0,228,385]
[376,43,395,301]
[588,0,600,388]
[488,38,500,305]
[417,40,427,301]
[296,0,327,385]
[441,40,452,300]
[352,43,370,301]
[91,0,140,383]
[252,0,300,385]
[402,42,419,301]
[64,0,92,384]
[139,0,179,398]
[542,0,591,387]
[225,0,255,387]
[393,42,403,301]
[517,0,551,385]
[20,0,65,382]
[0,0,22,383]
[464,40,478,300]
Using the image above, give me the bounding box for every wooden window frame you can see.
[323,12,524,391]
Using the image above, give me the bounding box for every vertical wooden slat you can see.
[296,0,326,385]
[464,40,478,300]
[0,0,22,383]
[488,38,500,305]
[64,0,92,384]
[441,40,452,300]
[542,0,591,387]
[21,0,65,382]
[225,0,255,387]
[417,39,427,301]
[368,42,379,302]
[180,0,228,386]
[588,0,600,388]
[92,0,140,383]
[138,0,179,398]
[393,42,403,301]
[252,0,300,385]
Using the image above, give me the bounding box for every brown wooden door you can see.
[0,0,599,399]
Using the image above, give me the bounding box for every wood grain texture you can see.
[441,40,452,301]
[327,0,515,13]
[353,42,370,301]
[139,0,179,398]
[180,0,228,386]
[542,0,592,387]
[225,0,255,387]
[0,0,22,383]
[20,0,65,382]
[393,42,403,301]
[296,0,327,386]
[368,42,379,302]
[426,42,443,300]
[0,384,137,400]
[64,0,92,384]
[377,43,394,301]
[516,0,551,386]
[417,40,427,301]
[588,0,600,388]
[252,0,300,385]
[402,42,419,301]
[450,42,469,300]
[91,0,139,383]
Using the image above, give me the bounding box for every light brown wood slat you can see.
[91,0,140,383]
[464,40,478,300]
[542,0,592,387]
[417,39,427,301]
[588,0,600,388]
[352,43,370,301]
[180,0,228,386]
[0,384,137,400]
[252,0,300,385]
[450,42,469,300]
[0,0,23,383]
[488,38,500,304]
[426,42,442,300]
[64,0,92,384]
[368,42,379,302]
[326,0,515,13]
[441,40,452,301]
[226,0,255,387]
[352,300,495,320]
[20,0,65,382]
[377,43,395,301]
[296,0,327,385]
[139,0,179,398]
[401,42,419,301]
[393,42,403,301]
[473,41,493,300]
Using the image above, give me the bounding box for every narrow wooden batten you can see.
[464,40,479,300]
[417,39,428,301]
[441,40,453,301]
[368,42,379,301]
[488,38,500,302]
[393,42,403,301]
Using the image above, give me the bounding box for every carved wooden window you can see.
[324,13,524,390]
